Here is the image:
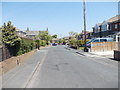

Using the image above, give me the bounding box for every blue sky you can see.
[2,2,118,37]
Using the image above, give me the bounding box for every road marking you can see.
[25,50,48,88]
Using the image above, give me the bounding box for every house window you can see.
[108,24,110,30]
[115,24,117,29]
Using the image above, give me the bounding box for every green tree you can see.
[38,31,52,45]
[69,32,78,37]
[58,39,63,44]
[52,34,57,38]
[2,21,21,47]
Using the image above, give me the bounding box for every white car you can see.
[87,38,114,48]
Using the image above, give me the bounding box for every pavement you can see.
[90,51,114,58]
[2,45,118,88]
[68,47,114,59]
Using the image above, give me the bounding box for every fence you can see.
[91,42,118,52]
[1,46,13,61]
[118,42,120,51]
[0,46,2,61]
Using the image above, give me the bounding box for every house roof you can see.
[26,30,47,36]
[106,15,120,23]
[81,30,90,34]
[63,36,69,39]
[26,31,39,36]
[52,38,58,41]
[97,23,102,26]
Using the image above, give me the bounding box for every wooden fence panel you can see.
[91,42,117,52]
[0,47,2,61]
[118,42,120,51]
[2,46,13,61]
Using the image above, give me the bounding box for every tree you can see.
[52,34,57,39]
[38,31,52,45]
[2,21,21,56]
[69,32,78,37]
[2,21,21,47]
[58,38,63,44]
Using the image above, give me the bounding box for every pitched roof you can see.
[97,23,102,26]
[106,15,120,23]
[26,30,47,36]
[26,31,39,36]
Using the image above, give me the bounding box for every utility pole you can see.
[83,0,87,52]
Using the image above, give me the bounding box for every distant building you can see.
[78,30,92,40]
[52,38,58,43]
[63,36,70,44]
[26,30,39,39]
[16,28,26,37]
[92,23,102,38]
[25,28,48,39]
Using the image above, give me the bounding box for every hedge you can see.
[40,40,46,47]
[15,38,35,56]
[69,39,90,49]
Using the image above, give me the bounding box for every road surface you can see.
[2,45,118,88]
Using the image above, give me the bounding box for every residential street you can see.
[2,45,118,88]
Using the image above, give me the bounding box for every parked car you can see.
[52,43,57,46]
[87,38,114,48]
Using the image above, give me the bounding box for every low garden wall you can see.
[0,50,35,75]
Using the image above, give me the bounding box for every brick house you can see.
[25,28,48,39]
[16,29,26,38]
[93,15,120,39]
[78,30,92,40]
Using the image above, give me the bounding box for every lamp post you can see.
[83,0,87,52]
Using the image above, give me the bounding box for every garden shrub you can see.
[15,38,35,56]
[40,40,46,47]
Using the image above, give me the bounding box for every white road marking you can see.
[25,50,48,88]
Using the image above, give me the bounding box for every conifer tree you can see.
[2,21,21,47]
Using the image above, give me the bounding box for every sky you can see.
[2,2,118,38]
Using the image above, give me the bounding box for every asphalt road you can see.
[2,45,118,88]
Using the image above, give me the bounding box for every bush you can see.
[69,39,90,49]
[69,38,77,48]
[40,40,46,47]
[15,38,35,56]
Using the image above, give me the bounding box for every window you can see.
[100,39,107,42]
[93,40,99,42]
[115,24,118,29]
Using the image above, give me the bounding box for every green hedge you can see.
[13,38,47,56]
[35,40,47,47]
[15,38,35,56]
[69,39,90,49]
[40,40,46,47]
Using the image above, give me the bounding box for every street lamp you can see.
[83,0,88,52]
